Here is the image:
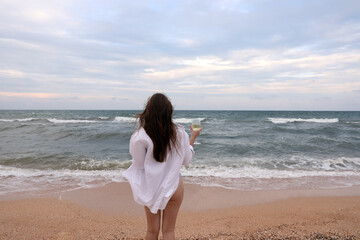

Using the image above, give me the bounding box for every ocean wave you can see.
[69,159,132,171]
[174,118,205,124]
[0,119,13,122]
[111,116,206,124]
[0,156,132,171]
[0,165,126,195]
[47,118,99,124]
[0,118,101,124]
[181,164,360,179]
[1,164,358,185]
[0,164,128,180]
[268,118,339,124]
[265,156,360,172]
[1,162,360,195]
[113,116,136,123]
[319,158,360,171]
[0,118,38,122]
[0,116,207,125]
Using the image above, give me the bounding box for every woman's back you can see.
[123,124,193,213]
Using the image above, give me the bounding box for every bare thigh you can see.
[144,207,161,240]
[162,178,184,234]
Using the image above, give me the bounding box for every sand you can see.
[1,182,360,239]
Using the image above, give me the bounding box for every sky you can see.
[0,0,360,110]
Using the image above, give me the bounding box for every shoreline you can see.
[59,182,360,214]
[1,182,360,239]
[2,181,360,212]
[2,174,360,202]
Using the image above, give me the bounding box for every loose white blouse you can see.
[123,124,194,213]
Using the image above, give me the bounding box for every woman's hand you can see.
[190,125,203,147]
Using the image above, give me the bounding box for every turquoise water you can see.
[1,110,360,194]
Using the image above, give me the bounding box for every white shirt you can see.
[123,124,194,213]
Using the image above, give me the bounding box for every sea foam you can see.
[174,118,205,124]
[113,117,136,123]
[47,119,99,124]
[111,117,206,124]
[181,164,360,179]
[0,118,38,122]
[268,118,339,124]
[1,163,360,195]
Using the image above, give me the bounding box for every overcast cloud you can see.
[0,0,359,110]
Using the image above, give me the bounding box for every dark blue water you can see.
[1,110,359,194]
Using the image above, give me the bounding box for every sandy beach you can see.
[1,182,360,239]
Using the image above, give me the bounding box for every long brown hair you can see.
[137,93,177,162]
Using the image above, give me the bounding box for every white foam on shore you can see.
[1,160,359,182]
[1,163,360,195]
[268,118,339,124]
[0,165,125,180]
[0,165,125,195]
[181,165,360,179]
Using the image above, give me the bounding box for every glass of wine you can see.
[191,119,201,131]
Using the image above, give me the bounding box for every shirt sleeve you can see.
[182,130,194,167]
[129,134,147,169]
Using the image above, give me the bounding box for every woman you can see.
[123,93,202,240]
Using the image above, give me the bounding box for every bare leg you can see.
[162,179,184,240]
[144,207,161,240]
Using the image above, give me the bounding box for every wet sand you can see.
[1,182,360,239]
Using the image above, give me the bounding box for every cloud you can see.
[0,69,25,78]
[0,92,60,99]
[139,48,360,95]
[0,0,359,110]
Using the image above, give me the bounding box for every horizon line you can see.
[1,109,360,112]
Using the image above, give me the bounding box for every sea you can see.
[0,110,360,196]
